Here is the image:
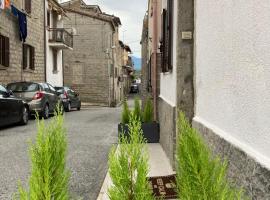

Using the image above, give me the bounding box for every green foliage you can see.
[142,98,153,123]
[133,97,142,121]
[108,112,154,200]
[176,112,248,200]
[122,99,130,124]
[15,108,69,200]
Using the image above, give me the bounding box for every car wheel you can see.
[77,106,81,111]
[20,106,29,125]
[42,104,50,119]
[65,102,71,112]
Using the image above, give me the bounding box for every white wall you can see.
[159,0,177,106]
[45,0,64,86]
[194,0,270,168]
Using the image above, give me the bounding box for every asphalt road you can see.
[0,106,120,200]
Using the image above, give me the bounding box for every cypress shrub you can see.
[142,98,153,123]
[121,98,130,124]
[16,108,69,200]
[108,112,154,200]
[133,97,142,121]
[176,112,248,200]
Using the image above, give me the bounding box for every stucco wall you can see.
[195,0,270,169]
[159,0,177,106]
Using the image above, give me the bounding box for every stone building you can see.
[0,0,45,85]
[61,0,122,106]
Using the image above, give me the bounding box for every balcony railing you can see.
[48,28,73,49]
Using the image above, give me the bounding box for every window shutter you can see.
[4,37,9,67]
[30,46,35,70]
[25,0,31,14]
[161,9,168,73]
[0,36,3,66]
[22,44,27,69]
[168,0,173,70]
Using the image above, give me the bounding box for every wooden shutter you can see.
[25,0,31,14]
[4,37,9,67]
[168,0,173,70]
[161,9,168,72]
[0,36,3,66]
[30,46,35,70]
[22,44,28,69]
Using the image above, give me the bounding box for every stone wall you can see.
[0,0,45,85]
[176,0,194,122]
[63,12,113,105]
[193,120,270,199]
[158,97,176,167]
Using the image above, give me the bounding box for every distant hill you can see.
[132,56,142,71]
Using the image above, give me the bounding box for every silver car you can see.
[7,82,61,119]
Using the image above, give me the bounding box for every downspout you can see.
[44,0,47,82]
[112,32,115,107]
[152,0,158,121]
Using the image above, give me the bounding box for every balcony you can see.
[48,28,73,50]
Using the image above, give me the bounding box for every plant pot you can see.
[141,122,160,143]
[118,122,160,143]
[118,123,129,136]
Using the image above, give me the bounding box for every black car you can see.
[0,84,29,127]
[130,83,140,93]
[7,82,61,119]
[55,86,81,112]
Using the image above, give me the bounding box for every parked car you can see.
[54,86,81,112]
[130,82,140,93]
[0,84,29,127]
[7,82,61,119]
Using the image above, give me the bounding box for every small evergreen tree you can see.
[16,108,69,200]
[142,98,153,123]
[176,112,248,200]
[133,97,142,121]
[121,98,130,124]
[108,112,154,200]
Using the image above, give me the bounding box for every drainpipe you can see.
[44,0,47,82]
[152,0,158,121]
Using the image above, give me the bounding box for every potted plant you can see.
[118,97,160,143]
[141,97,160,143]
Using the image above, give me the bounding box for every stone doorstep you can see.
[96,143,176,200]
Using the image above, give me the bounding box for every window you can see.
[24,0,31,14]
[42,83,50,92]
[0,85,7,95]
[0,35,10,67]
[47,84,56,93]
[161,0,173,72]
[53,49,58,72]
[47,10,50,27]
[22,44,35,70]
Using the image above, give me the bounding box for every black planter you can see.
[118,122,160,143]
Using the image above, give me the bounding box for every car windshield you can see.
[7,82,39,92]
[0,85,7,94]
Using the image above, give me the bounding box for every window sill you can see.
[23,69,35,73]
[0,65,8,70]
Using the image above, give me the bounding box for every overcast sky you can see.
[61,0,148,58]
